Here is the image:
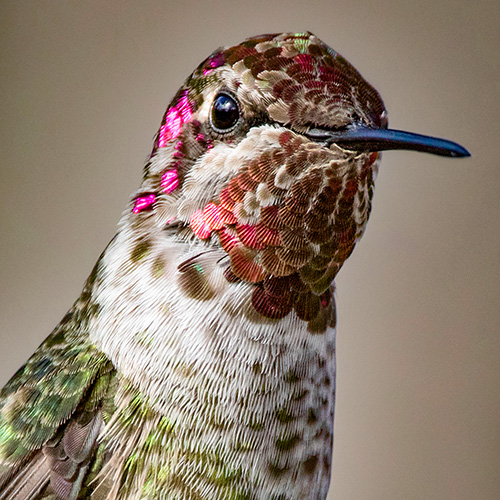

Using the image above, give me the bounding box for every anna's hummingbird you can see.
[0,32,469,500]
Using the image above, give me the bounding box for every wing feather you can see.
[0,268,118,500]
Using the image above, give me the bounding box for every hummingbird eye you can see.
[210,93,240,132]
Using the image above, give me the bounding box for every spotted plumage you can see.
[0,32,468,500]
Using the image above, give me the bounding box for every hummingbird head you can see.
[121,32,468,327]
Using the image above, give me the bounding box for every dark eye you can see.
[211,93,240,132]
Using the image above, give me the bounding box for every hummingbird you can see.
[0,32,469,500]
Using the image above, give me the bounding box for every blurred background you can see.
[1,1,498,499]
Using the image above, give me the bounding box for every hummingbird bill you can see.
[0,32,469,500]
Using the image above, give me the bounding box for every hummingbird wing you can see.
[0,272,118,500]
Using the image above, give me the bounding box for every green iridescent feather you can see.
[0,267,118,499]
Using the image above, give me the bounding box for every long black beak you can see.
[306,126,470,158]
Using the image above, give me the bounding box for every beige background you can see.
[1,1,499,499]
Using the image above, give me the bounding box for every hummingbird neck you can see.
[87,231,336,499]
